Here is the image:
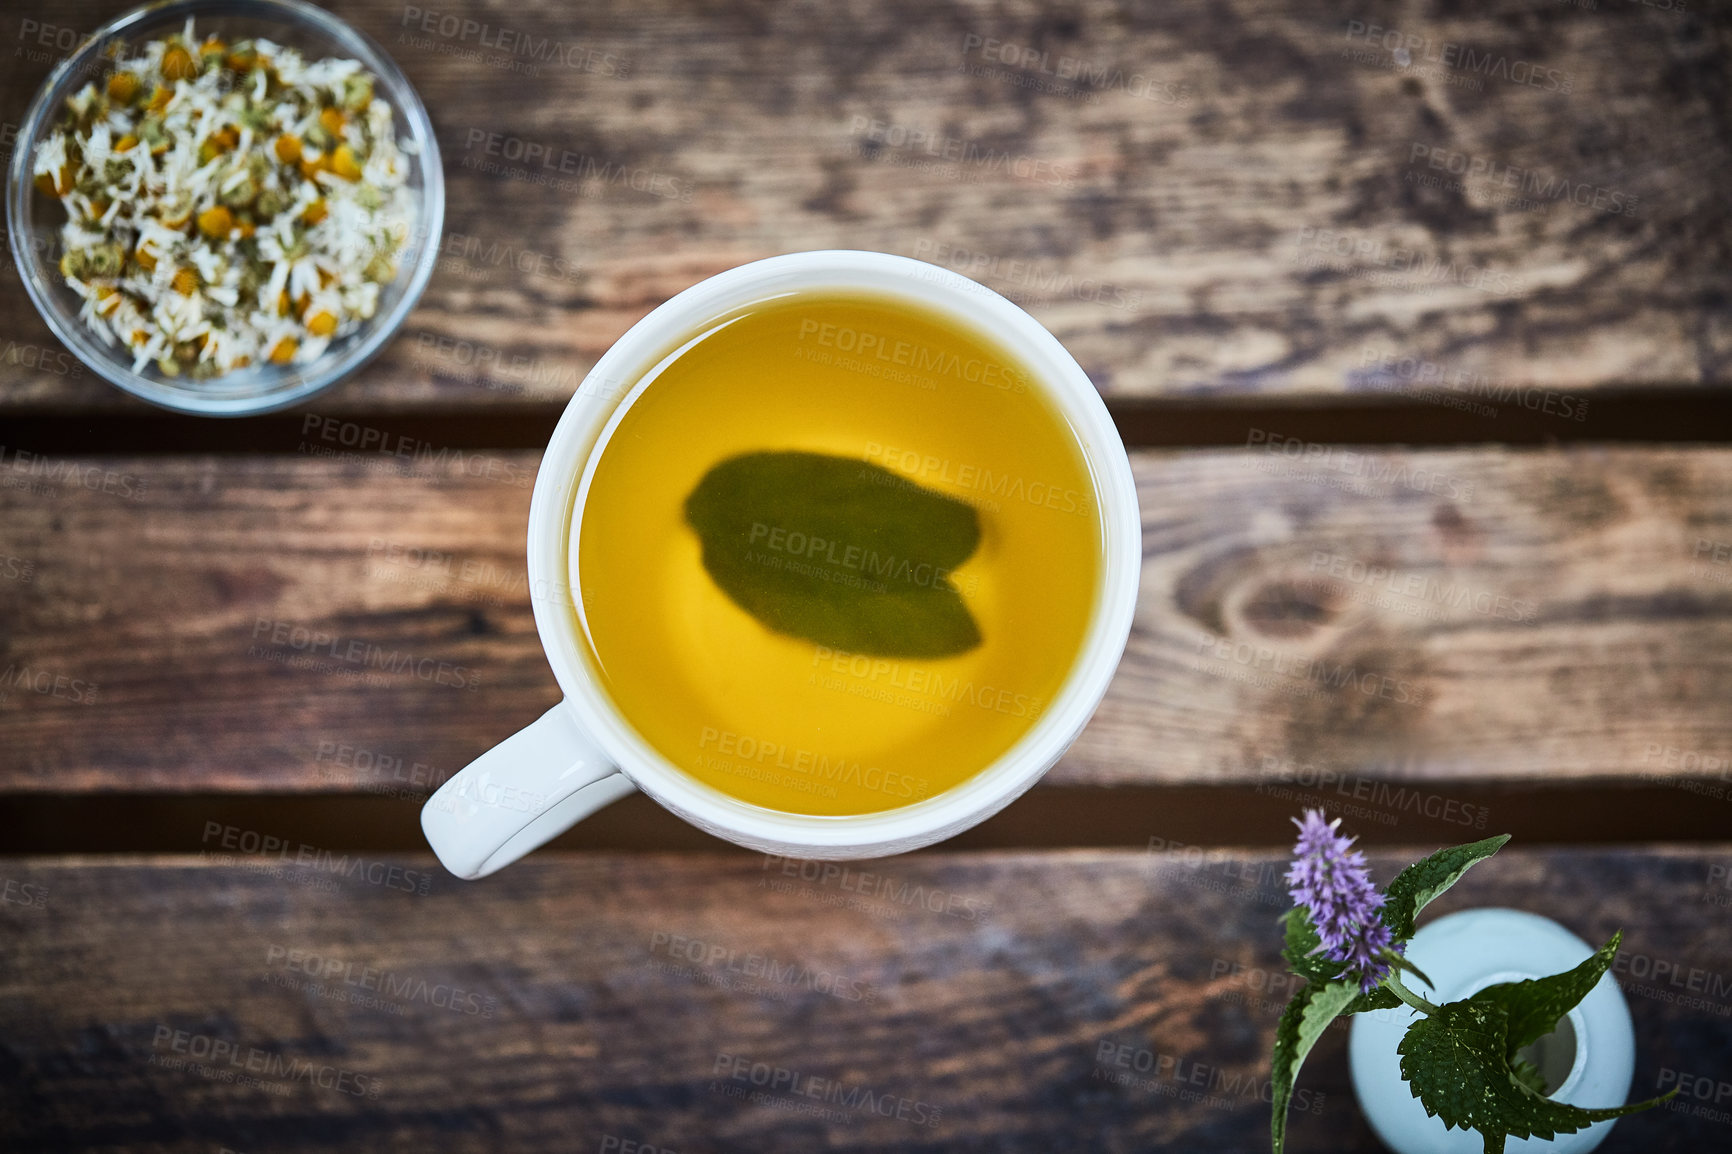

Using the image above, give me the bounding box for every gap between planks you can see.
[1,784,1729,857]
[1,389,1731,454]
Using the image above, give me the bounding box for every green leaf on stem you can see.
[1272,979,1361,1154]
[1345,984,1402,1014]
[1281,906,1344,985]
[1399,997,1674,1154]
[1510,1057,1547,1097]
[1381,834,1511,942]
[1469,932,1622,1060]
[1280,906,1400,1014]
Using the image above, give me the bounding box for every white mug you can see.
[421,250,1142,878]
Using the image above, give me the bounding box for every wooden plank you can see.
[2,446,1730,796]
[0,848,1726,1151]
[2,0,1727,412]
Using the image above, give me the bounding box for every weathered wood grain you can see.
[0,847,1726,1152]
[2,0,1727,412]
[2,446,1730,796]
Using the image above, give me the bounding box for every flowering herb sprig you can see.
[1270,811,1674,1154]
[1285,810,1403,992]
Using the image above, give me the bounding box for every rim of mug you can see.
[528,249,1141,856]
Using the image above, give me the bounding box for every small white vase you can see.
[1349,908,1637,1154]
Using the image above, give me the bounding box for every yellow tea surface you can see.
[574,292,1101,816]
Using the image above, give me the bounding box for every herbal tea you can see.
[574,292,1101,816]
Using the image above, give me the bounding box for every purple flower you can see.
[1286,809,1400,991]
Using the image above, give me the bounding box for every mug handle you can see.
[421,703,637,879]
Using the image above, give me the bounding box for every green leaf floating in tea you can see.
[684,451,982,658]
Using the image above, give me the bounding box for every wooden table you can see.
[3,1,1729,1150]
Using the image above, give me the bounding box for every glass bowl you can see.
[6,0,444,416]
